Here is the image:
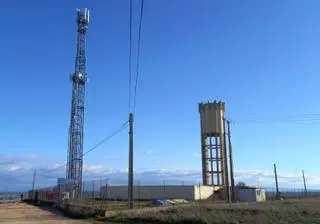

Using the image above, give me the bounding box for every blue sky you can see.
[1,0,320,191]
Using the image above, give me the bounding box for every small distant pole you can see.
[274,164,280,199]
[105,178,109,199]
[137,180,140,207]
[92,180,95,208]
[227,119,236,202]
[100,177,102,199]
[128,113,134,209]
[82,181,85,197]
[302,170,307,197]
[58,184,61,205]
[223,118,230,203]
[32,170,36,200]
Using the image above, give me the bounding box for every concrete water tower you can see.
[199,101,229,187]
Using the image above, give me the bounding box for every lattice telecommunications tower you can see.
[67,8,90,197]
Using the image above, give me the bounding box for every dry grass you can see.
[68,199,150,211]
[102,198,320,224]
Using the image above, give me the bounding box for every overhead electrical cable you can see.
[128,0,133,112]
[132,0,145,115]
[37,121,129,175]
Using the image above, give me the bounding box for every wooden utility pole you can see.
[105,178,109,200]
[92,180,95,208]
[32,170,36,199]
[100,177,102,199]
[137,180,140,207]
[274,164,280,199]
[128,113,134,209]
[302,170,307,197]
[223,118,230,202]
[227,119,236,202]
[32,170,36,190]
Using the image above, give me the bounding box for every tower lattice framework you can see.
[67,8,90,198]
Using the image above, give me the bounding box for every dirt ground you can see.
[0,202,89,224]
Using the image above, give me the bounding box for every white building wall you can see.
[101,186,195,200]
[193,186,218,200]
[238,188,266,202]
[255,189,266,202]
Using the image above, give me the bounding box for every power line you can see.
[128,0,133,112]
[132,0,145,115]
[83,121,129,156]
[37,121,129,175]
[37,163,67,175]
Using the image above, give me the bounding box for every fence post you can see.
[58,184,61,206]
[106,179,109,200]
[82,181,85,199]
[100,177,102,199]
[92,180,95,208]
[274,164,279,199]
[137,180,140,208]
[32,170,36,201]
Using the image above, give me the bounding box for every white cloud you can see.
[145,150,153,155]
[0,154,43,167]
[9,166,23,171]
[2,157,320,191]
[234,169,320,188]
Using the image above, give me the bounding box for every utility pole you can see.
[100,177,102,199]
[32,170,36,199]
[223,118,230,202]
[105,178,109,200]
[274,164,280,199]
[137,180,140,207]
[227,119,236,202]
[302,170,307,197]
[92,180,95,208]
[128,113,134,209]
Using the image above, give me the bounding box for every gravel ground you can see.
[0,202,89,224]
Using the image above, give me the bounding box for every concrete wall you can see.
[193,185,219,200]
[237,188,266,202]
[256,189,266,202]
[238,189,256,202]
[100,185,221,201]
[101,185,195,200]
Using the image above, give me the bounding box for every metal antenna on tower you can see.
[67,8,90,198]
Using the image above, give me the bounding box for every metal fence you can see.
[28,179,161,210]
[0,193,27,203]
[26,178,320,210]
[265,188,320,200]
